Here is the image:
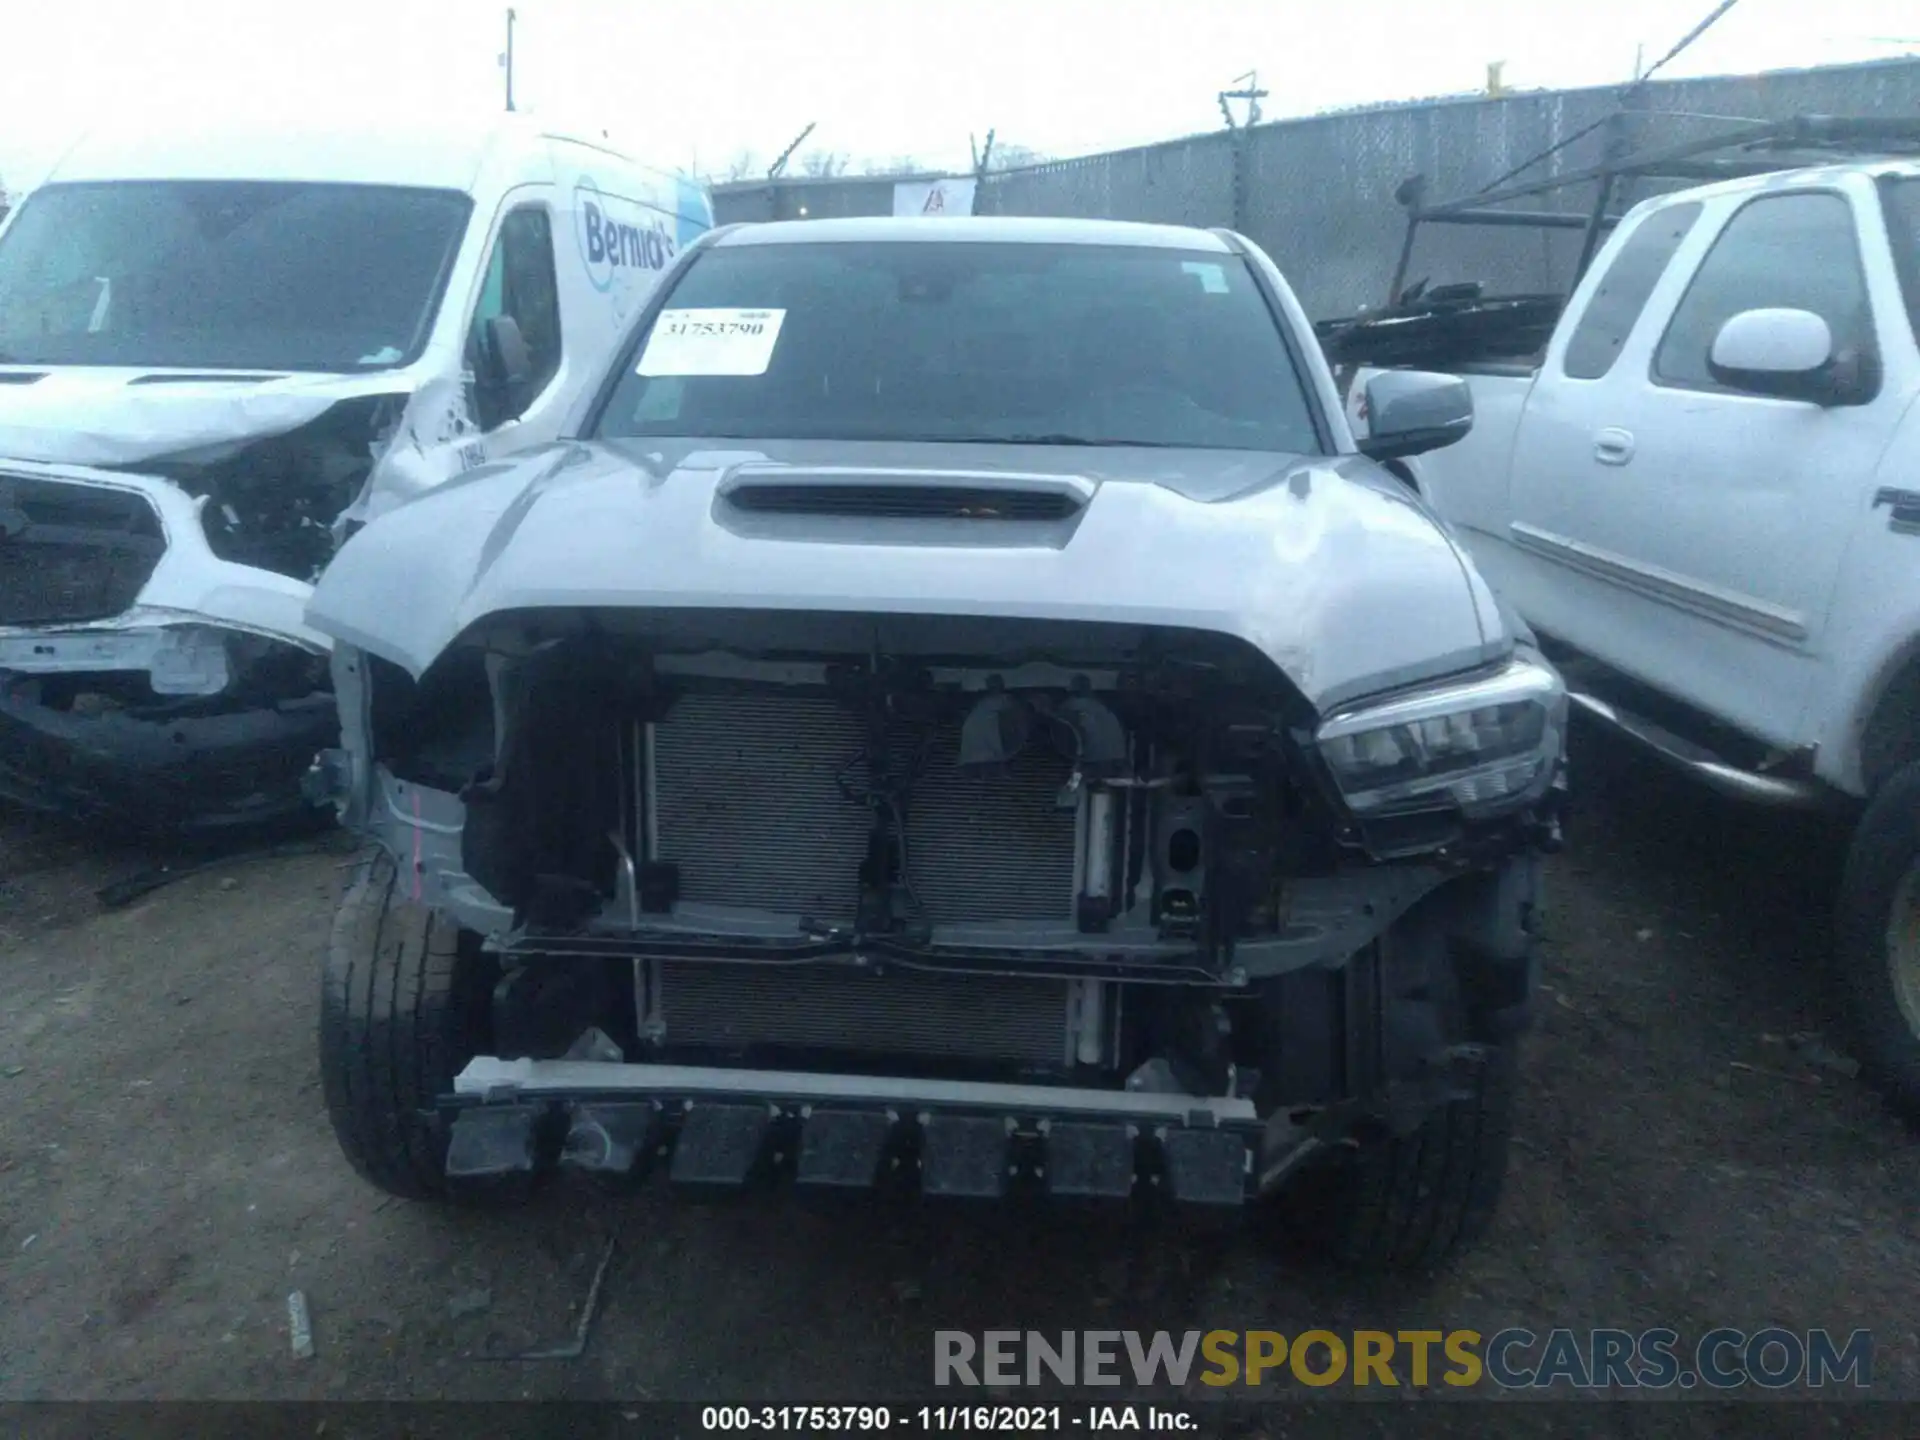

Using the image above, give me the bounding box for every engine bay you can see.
[368,614,1345,965]
[329,611,1544,1115]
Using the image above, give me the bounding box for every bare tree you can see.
[861,155,922,177]
[984,143,1049,172]
[796,150,850,178]
[721,150,761,183]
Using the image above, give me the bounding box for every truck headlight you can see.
[1314,652,1565,817]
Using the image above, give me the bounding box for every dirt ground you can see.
[2,722,1918,1431]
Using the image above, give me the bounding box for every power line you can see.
[1474,113,1616,195]
[1639,0,1744,84]
[1472,0,1745,199]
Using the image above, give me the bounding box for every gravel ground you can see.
[2,722,1917,1433]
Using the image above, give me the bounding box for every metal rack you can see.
[1386,111,1920,305]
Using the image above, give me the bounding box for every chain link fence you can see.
[708,59,1920,321]
[1234,87,1627,319]
[980,132,1238,231]
[977,57,1920,320]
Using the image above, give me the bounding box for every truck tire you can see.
[319,851,505,1201]
[1326,1043,1517,1273]
[1836,760,1920,1120]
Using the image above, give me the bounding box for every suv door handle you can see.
[1593,428,1635,466]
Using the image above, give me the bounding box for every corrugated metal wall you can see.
[709,58,1920,321]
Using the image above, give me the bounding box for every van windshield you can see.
[595,240,1323,453]
[0,181,472,371]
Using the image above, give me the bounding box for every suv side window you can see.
[1881,176,1920,349]
[1561,201,1702,380]
[466,205,563,430]
[1653,192,1871,392]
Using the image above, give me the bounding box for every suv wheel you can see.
[319,851,509,1201]
[1837,760,1920,1120]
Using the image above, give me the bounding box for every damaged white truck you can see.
[0,119,712,833]
[307,216,1568,1271]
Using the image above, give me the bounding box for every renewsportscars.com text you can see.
[933,1328,1873,1391]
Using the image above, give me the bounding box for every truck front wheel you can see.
[319,851,506,1201]
[1837,760,1920,1120]
[1261,901,1525,1273]
[1320,1043,1517,1273]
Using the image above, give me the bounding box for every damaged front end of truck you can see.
[306,443,1564,1270]
[0,376,478,833]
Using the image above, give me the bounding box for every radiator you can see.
[652,959,1075,1067]
[649,691,1081,926]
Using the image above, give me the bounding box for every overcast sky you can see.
[1,0,1915,190]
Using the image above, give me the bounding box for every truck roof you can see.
[1633,155,1920,210]
[38,114,685,194]
[714,215,1236,251]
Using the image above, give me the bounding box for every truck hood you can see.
[307,438,1509,713]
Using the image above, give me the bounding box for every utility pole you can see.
[1217,71,1268,235]
[1217,70,1266,131]
[502,8,517,113]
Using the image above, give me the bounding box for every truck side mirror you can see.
[1707,307,1871,406]
[1358,370,1474,461]
[478,314,534,393]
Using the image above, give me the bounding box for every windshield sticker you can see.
[1182,261,1229,294]
[637,308,787,377]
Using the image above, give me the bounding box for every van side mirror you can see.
[1358,370,1474,461]
[478,314,534,392]
[1707,307,1871,406]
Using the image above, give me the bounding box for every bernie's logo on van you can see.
[575,176,674,293]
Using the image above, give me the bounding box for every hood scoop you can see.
[719,466,1092,522]
[0,372,48,386]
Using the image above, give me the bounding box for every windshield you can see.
[1884,176,1920,349]
[596,240,1322,452]
[0,180,472,371]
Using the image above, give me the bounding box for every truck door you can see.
[1506,186,1901,749]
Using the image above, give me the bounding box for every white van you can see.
[0,115,712,832]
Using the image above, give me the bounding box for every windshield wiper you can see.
[958,433,1184,448]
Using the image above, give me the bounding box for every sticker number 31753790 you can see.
[637,308,787,377]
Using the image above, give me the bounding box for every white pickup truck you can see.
[1341,155,1920,1116]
